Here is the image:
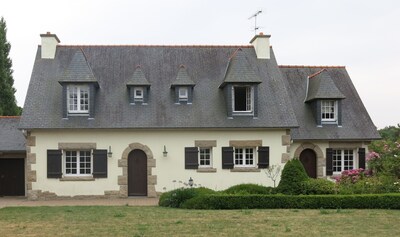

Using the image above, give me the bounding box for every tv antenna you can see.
[248,10,262,35]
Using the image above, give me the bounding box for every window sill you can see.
[230,167,260,172]
[60,176,95,181]
[197,168,217,173]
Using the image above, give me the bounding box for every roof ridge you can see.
[279,65,345,68]
[0,116,21,118]
[57,44,254,48]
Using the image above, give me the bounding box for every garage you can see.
[0,116,26,196]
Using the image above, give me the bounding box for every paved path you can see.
[0,197,159,208]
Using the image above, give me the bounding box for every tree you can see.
[0,16,21,116]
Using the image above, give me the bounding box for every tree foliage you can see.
[0,16,21,115]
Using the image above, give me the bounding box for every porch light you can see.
[188,177,194,187]
[163,145,168,157]
[108,146,113,158]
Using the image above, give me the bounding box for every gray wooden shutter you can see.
[47,150,62,178]
[257,146,269,168]
[185,147,199,169]
[358,148,366,169]
[93,149,107,178]
[222,147,234,169]
[326,148,333,176]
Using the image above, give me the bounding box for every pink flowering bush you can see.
[368,139,400,178]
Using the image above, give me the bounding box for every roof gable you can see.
[58,48,97,84]
[305,69,346,102]
[126,66,151,86]
[0,117,26,152]
[170,65,195,87]
[220,48,262,88]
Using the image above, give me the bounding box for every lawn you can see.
[0,206,399,237]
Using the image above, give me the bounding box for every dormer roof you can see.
[58,48,98,85]
[220,48,262,88]
[170,65,195,88]
[127,66,151,86]
[304,69,345,102]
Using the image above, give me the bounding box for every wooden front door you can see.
[0,159,25,196]
[128,149,147,196]
[299,149,317,178]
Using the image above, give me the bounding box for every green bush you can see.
[158,187,215,208]
[182,194,400,209]
[223,184,275,195]
[276,159,309,195]
[300,179,335,195]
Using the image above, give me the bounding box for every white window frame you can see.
[321,100,337,123]
[179,87,188,101]
[67,85,90,114]
[134,87,144,101]
[63,150,93,177]
[198,147,212,168]
[234,147,256,167]
[232,86,254,113]
[332,149,355,174]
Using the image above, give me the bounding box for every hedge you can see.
[181,194,400,209]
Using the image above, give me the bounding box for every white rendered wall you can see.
[30,129,287,195]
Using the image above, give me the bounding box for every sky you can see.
[1,0,399,129]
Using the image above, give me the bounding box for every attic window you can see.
[233,86,253,113]
[134,87,144,101]
[67,85,89,114]
[321,100,337,122]
[179,87,188,101]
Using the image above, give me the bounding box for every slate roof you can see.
[220,48,262,87]
[58,48,97,84]
[170,65,195,87]
[280,66,380,140]
[126,66,151,86]
[0,117,26,152]
[305,69,346,102]
[20,45,298,129]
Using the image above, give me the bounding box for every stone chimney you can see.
[249,32,271,59]
[40,32,60,59]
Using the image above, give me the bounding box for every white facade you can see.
[29,129,287,196]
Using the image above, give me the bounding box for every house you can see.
[17,32,379,200]
[0,116,26,196]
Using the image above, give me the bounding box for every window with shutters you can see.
[332,149,354,173]
[67,85,89,114]
[64,150,92,176]
[199,147,212,168]
[234,147,256,167]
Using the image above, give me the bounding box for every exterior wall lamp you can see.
[107,146,113,158]
[188,177,194,187]
[163,145,168,157]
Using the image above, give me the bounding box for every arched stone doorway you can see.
[294,142,324,178]
[299,149,317,178]
[128,149,148,196]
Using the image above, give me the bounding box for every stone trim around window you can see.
[196,167,217,173]
[229,140,262,148]
[329,142,363,149]
[194,140,217,147]
[230,167,261,172]
[60,177,95,181]
[58,143,96,150]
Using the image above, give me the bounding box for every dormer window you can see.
[321,100,337,122]
[67,85,89,114]
[179,87,188,101]
[233,86,253,113]
[134,87,144,101]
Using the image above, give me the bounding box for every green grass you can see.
[0,206,400,236]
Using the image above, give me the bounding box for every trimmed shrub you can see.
[158,187,215,208]
[223,184,275,195]
[276,159,309,195]
[301,179,335,195]
[182,193,400,209]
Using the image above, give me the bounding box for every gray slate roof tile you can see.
[0,117,26,152]
[305,69,346,102]
[58,48,97,83]
[126,66,151,86]
[170,65,195,87]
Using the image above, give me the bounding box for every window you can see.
[321,100,337,122]
[332,149,354,173]
[67,85,89,113]
[134,87,144,100]
[64,150,92,176]
[179,87,188,101]
[234,147,255,167]
[199,148,212,167]
[233,86,253,112]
